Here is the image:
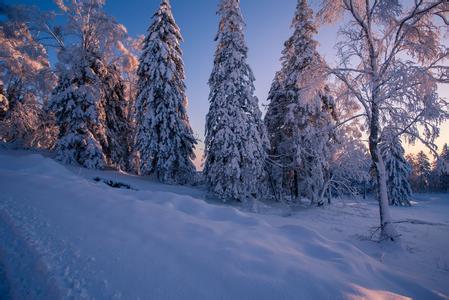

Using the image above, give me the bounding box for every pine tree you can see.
[103,64,132,171]
[50,48,109,169]
[204,0,268,202]
[49,0,135,169]
[435,144,449,192]
[415,151,432,192]
[265,0,335,204]
[380,136,412,206]
[134,0,197,184]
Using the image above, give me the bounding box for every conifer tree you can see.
[50,48,109,169]
[435,144,449,192]
[103,64,132,171]
[415,151,432,192]
[50,0,135,169]
[134,0,197,184]
[380,136,412,206]
[204,0,268,202]
[265,0,336,204]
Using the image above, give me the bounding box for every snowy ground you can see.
[1,149,449,300]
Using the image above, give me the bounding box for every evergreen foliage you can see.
[103,64,132,171]
[50,49,109,169]
[435,144,449,192]
[204,0,268,202]
[380,136,412,206]
[134,0,197,184]
[415,151,432,192]
[265,0,336,204]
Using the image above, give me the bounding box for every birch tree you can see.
[0,8,57,148]
[318,0,449,240]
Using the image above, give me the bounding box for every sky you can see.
[5,0,449,166]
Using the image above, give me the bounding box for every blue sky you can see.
[5,0,448,161]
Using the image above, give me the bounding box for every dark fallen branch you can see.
[93,177,137,191]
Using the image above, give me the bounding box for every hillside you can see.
[1,149,448,299]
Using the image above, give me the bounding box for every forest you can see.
[1,0,448,241]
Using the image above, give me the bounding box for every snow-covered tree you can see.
[0,82,8,119]
[103,64,132,171]
[434,144,449,192]
[318,0,449,240]
[204,0,268,202]
[380,136,412,206]
[50,49,109,169]
[134,0,197,184]
[265,0,336,204]
[406,154,419,192]
[48,0,135,169]
[415,151,432,192]
[0,9,57,148]
[328,129,371,200]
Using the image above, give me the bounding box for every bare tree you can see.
[318,0,449,240]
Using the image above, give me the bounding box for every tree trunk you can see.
[369,103,398,241]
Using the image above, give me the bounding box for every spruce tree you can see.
[380,136,412,206]
[50,48,109,169]
[134,0,197,184]
[415,151,432,192]
[435,144,449,192]
[49,0,135,169]
[103,64,132,171]
[204,0,268,202]
[265,0,336,204]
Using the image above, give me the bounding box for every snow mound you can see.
[0,153,74,179]
[0,152,447,299]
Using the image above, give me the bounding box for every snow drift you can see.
[0,150,448,299]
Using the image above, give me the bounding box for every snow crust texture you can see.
[1,151,448,299]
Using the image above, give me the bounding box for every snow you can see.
[1,149,449,299]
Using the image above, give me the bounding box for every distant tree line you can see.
[407,145,449,193]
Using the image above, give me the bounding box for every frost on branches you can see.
[318,0,449,240]
[0,82,8,119]
[380,134,412,207]
[0,12,57,149]
[204,0,268,202]
[329,130,371,199]
[51,52,131,170]
[49,0,134,169]
[50,49,109,169]
[134,0,197,184]
[265,0,336,205]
